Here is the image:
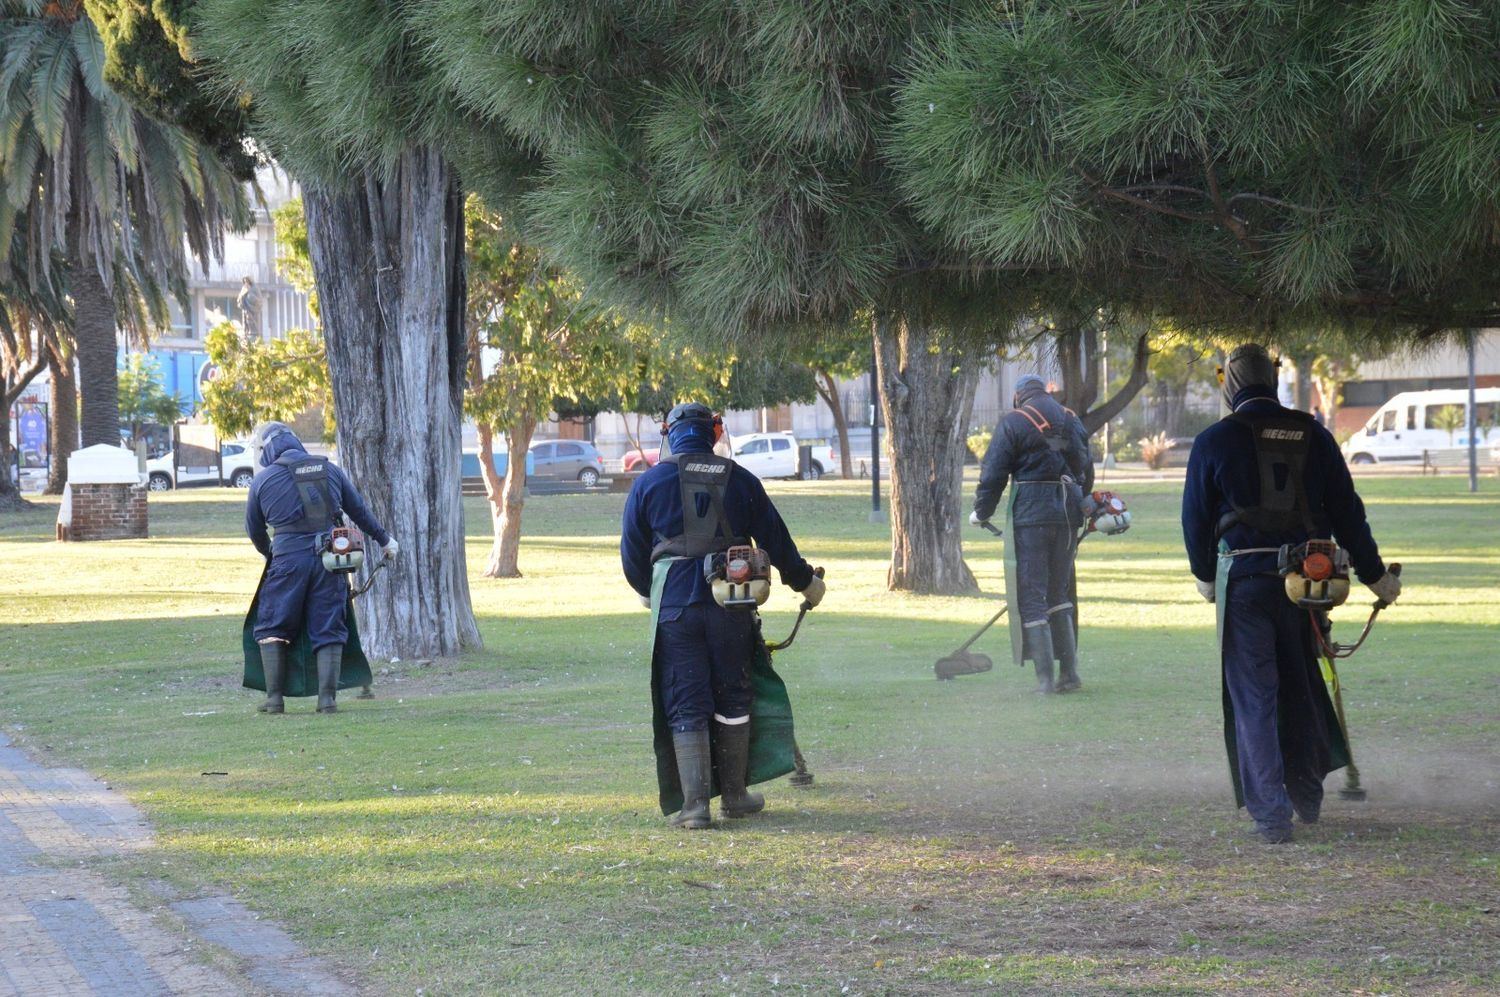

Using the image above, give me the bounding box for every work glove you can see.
[638,593,652,609]
[1195,578,1216,603]
[799,573,826,608]
[1368,571,1402,605]
[383,538,400,562]
[969,510,990,528]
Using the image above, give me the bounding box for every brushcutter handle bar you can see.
[981,521,1003,537]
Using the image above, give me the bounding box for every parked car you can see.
[529,439,607,486]
[622,447,661,473]
[731,432,835,480]
[1343,387,1500,463]
[145,442,256,491]
[459,448,533,479]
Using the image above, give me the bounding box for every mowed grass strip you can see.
[1,477,1496,994]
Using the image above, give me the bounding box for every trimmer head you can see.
[935,651,994,680]
[1338,787,1367,801]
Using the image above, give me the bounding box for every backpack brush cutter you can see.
[935,492,1132,680]
[762,567,824,786]
[1301,559,1403,801]
[935,521,1005,680]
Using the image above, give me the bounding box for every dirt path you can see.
[0,732,363,996]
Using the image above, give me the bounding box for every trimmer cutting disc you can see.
[935,651,994,680]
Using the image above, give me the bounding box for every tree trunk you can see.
[69,257,121,447]
[480,417,535,578]
[814,368,854,478]
[45,344,77,494]
[1,351,46,512]
[1077,333,1150,435]
[622,413,644,463]
[0,401,24,512]
[875,315,981,595]
[302,148,482,659]
[1290,353,1313,412]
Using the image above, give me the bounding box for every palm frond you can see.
[70,17,108,103]
[27,29,74,153]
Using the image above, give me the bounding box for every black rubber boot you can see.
[1051,610,1082,693]
[316,646,342,714]
[257,642,286,714]
[1024,625,1056,694]
[671,730,712,829]
[713,721,765,818]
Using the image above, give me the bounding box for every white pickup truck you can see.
[146,442,257,490]
[731,432,836,480]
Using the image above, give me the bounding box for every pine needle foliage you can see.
[405,0,1031,344]
[892,1,1500,336]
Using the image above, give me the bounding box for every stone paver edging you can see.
[0,732,360,996]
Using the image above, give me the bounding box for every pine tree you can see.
[411,0,1029,593]
[893,1,1500,333]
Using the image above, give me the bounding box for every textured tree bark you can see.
[814,368,854,479]
[1,339,46,510]
[302,147,482,659]
[477,417,535,578]
[875,315,982,595]
[45,344,77,494]
[0,403,22,512]
[69,257,121,447]
[1054,327,1151,435]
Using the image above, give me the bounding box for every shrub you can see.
[967,428,992,461]
[1139,431,1173,470]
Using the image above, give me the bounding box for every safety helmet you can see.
[1218,344,1280,408]
[664,402,715,430]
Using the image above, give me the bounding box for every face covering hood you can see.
[667,420,716,455]
[251,421,305,468]
[1222,344,1278,409]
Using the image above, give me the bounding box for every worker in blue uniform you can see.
[246,422,398,714]
[971,374,1094,693]
[1182,345,1402,843]
[621,403,825,829]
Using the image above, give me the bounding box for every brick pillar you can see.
[68,482,148,541]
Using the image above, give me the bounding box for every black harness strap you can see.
[1215,410,1321,540]
[649,454,748,562]
[275,454,341,534]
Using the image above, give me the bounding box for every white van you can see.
[1342,388,1500,464]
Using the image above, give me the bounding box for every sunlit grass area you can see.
[2,476,1497,994]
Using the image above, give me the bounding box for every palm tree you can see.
[0,0,248,447]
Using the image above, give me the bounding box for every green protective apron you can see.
[241,564,374,697]
[648,558,798,815]
[1002,480,1080,668]
[1214,540,1348,807]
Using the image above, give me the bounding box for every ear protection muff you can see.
[660,409,724,440]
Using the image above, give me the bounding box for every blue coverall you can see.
[973,386,1094,632]
[246,431,390,652]
[1183,387,1386,833]
[621,422,814,733]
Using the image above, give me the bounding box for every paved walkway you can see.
[0,732,360,996]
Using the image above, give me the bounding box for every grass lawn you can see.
[1,475,1497,995]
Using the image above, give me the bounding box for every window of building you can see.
[202,294,238,334]
[166,298,192,338]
